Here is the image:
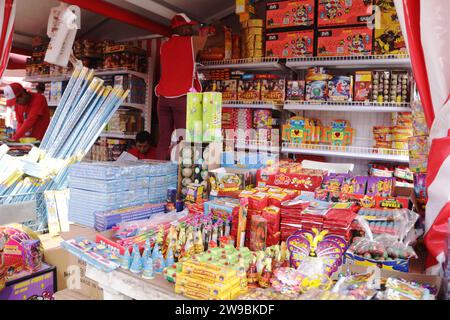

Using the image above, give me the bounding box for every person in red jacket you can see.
[128,131,157,160]
[155,13,208,160]
[3,83,50,142]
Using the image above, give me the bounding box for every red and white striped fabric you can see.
[0,0,16,78]
[395,0,450,275]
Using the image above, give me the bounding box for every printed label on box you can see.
[317,26,373,56]
[266,0,315,29]
[266,30,314,58]
[317,0,373,27]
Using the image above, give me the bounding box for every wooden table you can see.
[85,265,187,300]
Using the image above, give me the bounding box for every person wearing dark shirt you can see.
[3,83,50,141]
[128,131,157,160]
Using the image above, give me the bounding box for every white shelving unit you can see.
[286,54,411,70]
[284,101,412,113]
[223,100,282,110]
[23,74,71,82]
[99,132,136,140]
[281,143,409,163]
[94,69,148,81]
[197,57,285,71]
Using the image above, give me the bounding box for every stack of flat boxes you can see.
[68,161,177,228]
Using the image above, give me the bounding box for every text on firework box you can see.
[209,167,257,198]
[266,0,315,29]
[317,0,373,27]
[317,26,373,57]
[256,166,324,192]
[265,30,314,58]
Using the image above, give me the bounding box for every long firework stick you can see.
[60,86,107,159]
[74,87,125,155]
[48,77,104,158]
[81,89,129,156]
[46,70,94,155]
[68,86,116,156]
[43,68,93,150]
[40,66,83,148]
[62,89,109,158]
[41,66,87,149]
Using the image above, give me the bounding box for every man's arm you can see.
[12,97,45,140]
[192,36,208,57]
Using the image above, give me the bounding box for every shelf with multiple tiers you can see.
[284,101,412,113]
[281,142,409,163]
[197,57,286,71]
[223,100,282,110]
[286,54,411,70]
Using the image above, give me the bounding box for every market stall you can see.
[0,0,449,302]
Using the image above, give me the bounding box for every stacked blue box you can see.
[94,203,166,231]
[68,161,178,228]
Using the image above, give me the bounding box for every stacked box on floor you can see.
[68,161,177,228]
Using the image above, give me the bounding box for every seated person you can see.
[128,131,157,160]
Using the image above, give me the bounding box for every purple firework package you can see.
[321,173,350,191]
[366,176,395,197]
[341,176,368,195]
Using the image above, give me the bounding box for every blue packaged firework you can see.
[328,76,353,102]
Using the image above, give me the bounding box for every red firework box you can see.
[339,193,409,209]
[266,0,315,29]
[222,107,236,130]
[265,29,314,58]
[317,26,373,57]
[317,0,373,27]
[256,165,325,192]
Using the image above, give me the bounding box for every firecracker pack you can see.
[317,26,373,57]
[266,0,315,29]
[265,30,314,58]
[317,0,373,27]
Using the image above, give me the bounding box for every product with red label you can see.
[260,77,286,103]
[256,166,324,192]
[265,30,314,58]
[354,71,372,102]
[216,79,237,101]
[238,78,261,101]
[262,206,281,246]
[317,26,373,57]
[249,215,267,251]
[266,0,315,29]
[317,0,373,27]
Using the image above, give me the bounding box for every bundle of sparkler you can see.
[0,66,129,231]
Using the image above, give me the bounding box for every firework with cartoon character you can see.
[266,0,315,29]
[354,71,373,102]
[366,177,395,197]
[341,176,368,195]
[237,78,261,101]
[321,120,354,146]
[328,75,353,102]
[317,26,373,57]
[286,80,305,101]
[318,0,373,27]
[260,77,286,103]
[216,79,237,101]
[265,30,314,58]
[373,0,407,55]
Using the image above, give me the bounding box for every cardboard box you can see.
[373,0,407,55]
[1,263,56,300]
[42,224,104,300]
[265,30,314,58]
[354,71,372,102]
[286,80,305,101]
[260,78,286,103]
[256,169,324,192]
[338,264,443,298]
[209,167,256,198]
[216,80,237,101]
[317,0,373,27]
[317,26,373,56]
[237,79,261,101]
[266,0,315,29]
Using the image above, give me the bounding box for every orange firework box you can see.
[237,78,261,101]
[259,75,286,103]
[216,79,238,101]
[317,0,373,27]
[317,26,373,57]
[266,0,315,29]
[181,261,237,284]
[265,30,314,58]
